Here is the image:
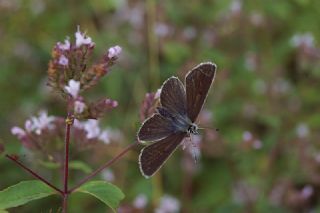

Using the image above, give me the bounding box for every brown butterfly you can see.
[138,62,217,178]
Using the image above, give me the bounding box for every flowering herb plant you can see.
[0,27,136,213]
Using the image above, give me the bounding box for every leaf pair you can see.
[0,180,124,212]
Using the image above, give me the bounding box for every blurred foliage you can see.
[1,0,320,212]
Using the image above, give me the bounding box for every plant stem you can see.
[69,141,139,193]
[5,154,63,194]
[62,114,73,213]
[146,0,160,89]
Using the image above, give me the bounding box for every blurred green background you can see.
[1,0,320,212]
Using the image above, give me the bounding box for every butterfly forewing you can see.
[138,114,175,142]
[139,132,186,178]
[160,77,187,116]
[185,62,216,122]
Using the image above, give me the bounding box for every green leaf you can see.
[39,160,92,174]
[39,160,60,169]
[69,161,92,174]
[75,181,124,212]
[0,180,57,209]
[0,210,8,213]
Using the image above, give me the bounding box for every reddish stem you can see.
[5,154,63,195]
[62,114,73,213]
[69,141,139,193]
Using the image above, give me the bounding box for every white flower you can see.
[243,131,253,141]
[99,130,111,144]
[154,23,171,37]
[108,45,122,58]
[101,169,114,182]
[11,126,26,138]
[31,111,55,135]
[296,123,309,138]
[253,140,262,149]
[230,0,242,14]
[75,26,94,47]
[133,194,148,209]
[65,79,80,99]
[155,195,180,213]
[290,33,314,48]
[73,119,84,129]
[301,185,313,199]
[24,120,33,132]
[57,38,70,51]
[74,100,86,114]
[58,55,68,66]
[83,119,101,139]
[105,99,118,108]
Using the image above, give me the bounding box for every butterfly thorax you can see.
[157,106,197,134]
[187,123,199,135]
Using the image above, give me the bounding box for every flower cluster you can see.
[139,89,161,122]
[11,111,122,160]
[47,26,121,119]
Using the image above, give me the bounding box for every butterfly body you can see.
[138,62,216,178]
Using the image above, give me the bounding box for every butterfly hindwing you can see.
[185,62,216,122]
[139,132,187,178]
[138,113,175,142]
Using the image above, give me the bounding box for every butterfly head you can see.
[187,123,199,135]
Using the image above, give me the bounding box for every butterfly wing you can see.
[185,62,216,122]
[138,113,175,142]
[139,132,186,178]
[160,77,187,116]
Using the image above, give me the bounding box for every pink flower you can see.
[83,119,101,139]
[75,26,94,48]
[65,79,80,98]
[30,111,55,135]
[101,169,114,182]
[11,126,27,138]
[74,100,86,114]
[108,45,122,58]
[105,99,118,108]
[133,194,148,209]
[58,55,69,66]
[57,38,70,51]
[99,130,111,144]
[243,131,253,141]
[155,195,180,213]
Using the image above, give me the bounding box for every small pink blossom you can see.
[99,130,111,144]
[11,126,26,138]
[75,26,94,48]
[65,79,80,98]
[155,195,180,213]
[101,169,115,182]
[58,55,69,66]
[108,45,122,58]
[253,140,262,149]
[30,111,55,135]
[243,131,253,141]
[83,119,101,139]
[57,38,70,51]
[24,120,33,132]
[291,33,314,48]
[301,185,313,199]
[133,194,148,209]
[105,99,118,108]
[74,100,86,114]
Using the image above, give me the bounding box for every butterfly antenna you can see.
[198,127,219,132]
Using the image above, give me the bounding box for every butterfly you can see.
[138,62,217,178]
